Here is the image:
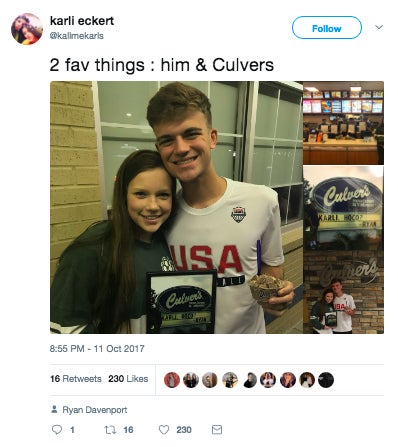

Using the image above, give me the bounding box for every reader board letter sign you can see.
[312,176,383,230]
[146,270,217,334]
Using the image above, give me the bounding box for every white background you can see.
[3,1,393,446]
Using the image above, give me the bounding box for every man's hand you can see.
[257,280,294,316]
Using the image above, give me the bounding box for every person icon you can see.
[244,372,257,388]
[260,372,276,388]
[183,372,199,388]
[318,372,334,388]
[222,372,238,388]
[300,372,315,388]
[202,372,217,388]
[164,372,180,388]
[280,372,296,388]
[11,13,43,45]
[51,405,57,413]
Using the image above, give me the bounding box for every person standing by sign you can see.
[146,82,294,334]
[331,278,356,334]
[310,288,336,334]
[304,199,320,249]
[50,150,176,334]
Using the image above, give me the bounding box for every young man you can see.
[331,278,356,334]
[146,82,294,334]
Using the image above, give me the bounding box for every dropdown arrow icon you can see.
[375,25,383,29]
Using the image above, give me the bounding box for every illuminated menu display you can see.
[303,90,384,114]
[342,100,351,113]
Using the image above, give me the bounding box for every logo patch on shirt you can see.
[161,256,175,271]
[231,206,246,223]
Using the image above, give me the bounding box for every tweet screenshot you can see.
[4,2,392,445]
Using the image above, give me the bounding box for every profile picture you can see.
[202,372,217,388]
[260,372,276,388]
[164,372,180,388]
[11,13,43,45]
[318,372,334,388]
[222,372,238,388]
[243,372,257,388]
[280,371,296,388]
[183,372,199,388]
[300,372,315,388]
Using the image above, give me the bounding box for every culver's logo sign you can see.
[320,257,379,287]
[312,177,382,213]
[156,286,212,313]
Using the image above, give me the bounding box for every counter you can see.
[303,139,379,165]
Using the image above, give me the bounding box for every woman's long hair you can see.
[318,288,334,322]
[57,150,177,333]
[94,150,177,333]
[11,15,30,43]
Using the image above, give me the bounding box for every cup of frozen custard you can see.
[248,274,286,303]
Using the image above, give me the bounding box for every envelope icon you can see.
[212,424,222,435]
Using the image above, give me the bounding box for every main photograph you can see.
[50,81,303,334]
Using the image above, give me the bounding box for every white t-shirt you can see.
[166,178,285,334]
[333,293,356,332]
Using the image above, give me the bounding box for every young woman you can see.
[11,15,30,43]
[310,288,336,334]
[21,24,42,45]
[50,150,177,334]
[280,372,296,388]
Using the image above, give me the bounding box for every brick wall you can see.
[50,81,103,282]
[304,250,384,334]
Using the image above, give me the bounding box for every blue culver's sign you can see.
[156,286,212,313]
[312,177,383,230]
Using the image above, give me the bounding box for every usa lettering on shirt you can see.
[334,303,346,311]
[169,245,243,274]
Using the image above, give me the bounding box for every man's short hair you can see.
[331,278,342,285]
[146,82,212,128]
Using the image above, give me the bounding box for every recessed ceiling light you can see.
[350,86,361,91]
[305,87,319,92]
[126,112,132,117]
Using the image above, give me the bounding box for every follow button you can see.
[292,16,362,39]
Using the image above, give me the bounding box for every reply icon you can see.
[52,425,62,435]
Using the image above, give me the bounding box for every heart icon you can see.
[159,425,169,435]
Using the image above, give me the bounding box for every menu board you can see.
[372,100,383,113]
[362,100,372,113]
[321,100,332,113]
[303,100,312,113]
[352,100,362,113]
[302,90,384,114]
[342,100,351,113]
[332,100,342,113]
[311,100,322,113]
